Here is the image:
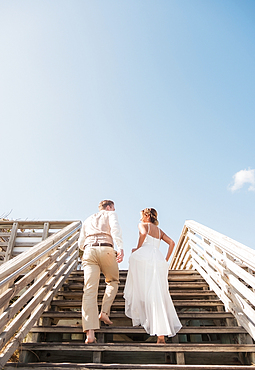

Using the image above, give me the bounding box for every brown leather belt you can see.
[85,243,113,248]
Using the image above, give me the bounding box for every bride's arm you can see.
[161,231,175,261]
[132,223,147,252]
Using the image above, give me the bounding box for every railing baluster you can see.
[170,220,255,341]
[0,221,81,367]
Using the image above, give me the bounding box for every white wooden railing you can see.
[0,220,76,263]
[0,221,81,367]
[170,220,255,341]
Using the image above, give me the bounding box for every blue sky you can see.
[1,0,254,268]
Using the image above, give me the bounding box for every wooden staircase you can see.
[4,268,255,369]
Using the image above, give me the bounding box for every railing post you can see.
[4,222,18,262]
[0,221,81,367]
[171,220,255,341]
[42,222,50,241]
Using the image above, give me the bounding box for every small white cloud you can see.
[229,168,255,192]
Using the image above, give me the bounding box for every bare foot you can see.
[85,329,96,344]
[157,335,166,344]
[99,312,113,325]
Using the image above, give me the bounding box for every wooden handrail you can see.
[0,221,81,284]
[170,220,255,340]
[0,220,79,263]
[0,221,81,367]
[0,220,75,228]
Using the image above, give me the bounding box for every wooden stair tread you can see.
[57,291,217,298]
[70,270,199,276]
[20,342,255,352]
[41,311,234,319]
[30,325,247,334]
[67,276,205,283]
[64,282,209,289]
[5,364,253,369]
[14,269,254,368]
[50,300,224,307]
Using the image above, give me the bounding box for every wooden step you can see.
[70,270,199,276]
[63,282,210,290]
[4,363,254,369]
[66,275,205,283]
[56,291,217,299]
[40,311,236,328]
[18,342,255,353]
[41,311,235,320]
[50,300,224,308]
[11,268,254,368]
[30,326,247,335]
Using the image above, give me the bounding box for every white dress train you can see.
[124,225,182,337]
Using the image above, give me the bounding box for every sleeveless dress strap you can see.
[158,228,161,248]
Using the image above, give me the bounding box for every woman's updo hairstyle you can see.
[142,208,159,225]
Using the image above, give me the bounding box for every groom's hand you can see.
[116,249,124,263]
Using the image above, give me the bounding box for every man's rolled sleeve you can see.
[108,212,123,252]
[78,222,86,251]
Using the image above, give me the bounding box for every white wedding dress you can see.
[124,225,182,337]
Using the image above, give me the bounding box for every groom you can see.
[78,200,124,343]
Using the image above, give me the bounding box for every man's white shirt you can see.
[78,210,123,252]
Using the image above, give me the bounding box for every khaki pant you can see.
[82,246,119,331]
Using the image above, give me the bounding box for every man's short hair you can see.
[98,200,114,210]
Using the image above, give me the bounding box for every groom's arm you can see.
[108,211,124,263]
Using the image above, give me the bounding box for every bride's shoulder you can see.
[138,222,148,234]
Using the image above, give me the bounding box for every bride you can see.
[124,208,182,344]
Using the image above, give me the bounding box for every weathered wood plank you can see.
[228,287,255,339]
[176,351,185,365]
[0,232,11,237]
[69,269,199,276]
[49,299,224,308]
[185,221,255,271]
[171,232,189,270]
[224,257,255,290]
[16,232,43,237]
[18,342,255,352]
[3,363,255,369]
[191,257,230,308]
[0,242,78,333]
[0,247,78,347]
[67,275,204,282]
[57,291,217,299]
[0,221,75,229]
[30,326,247,334]
[226,272,255,307]
[0,221,81,286]
[0,258,78,368]
[0,243,72,311]
[64,282,209,290]
[175,240,191,271]
[41,311,234,319]
[0,288,13,312]
[4,222,18,261]
[168,220,255,345]
[0,234,79,312]
[13,242,38,247]
[42,222,50,241]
